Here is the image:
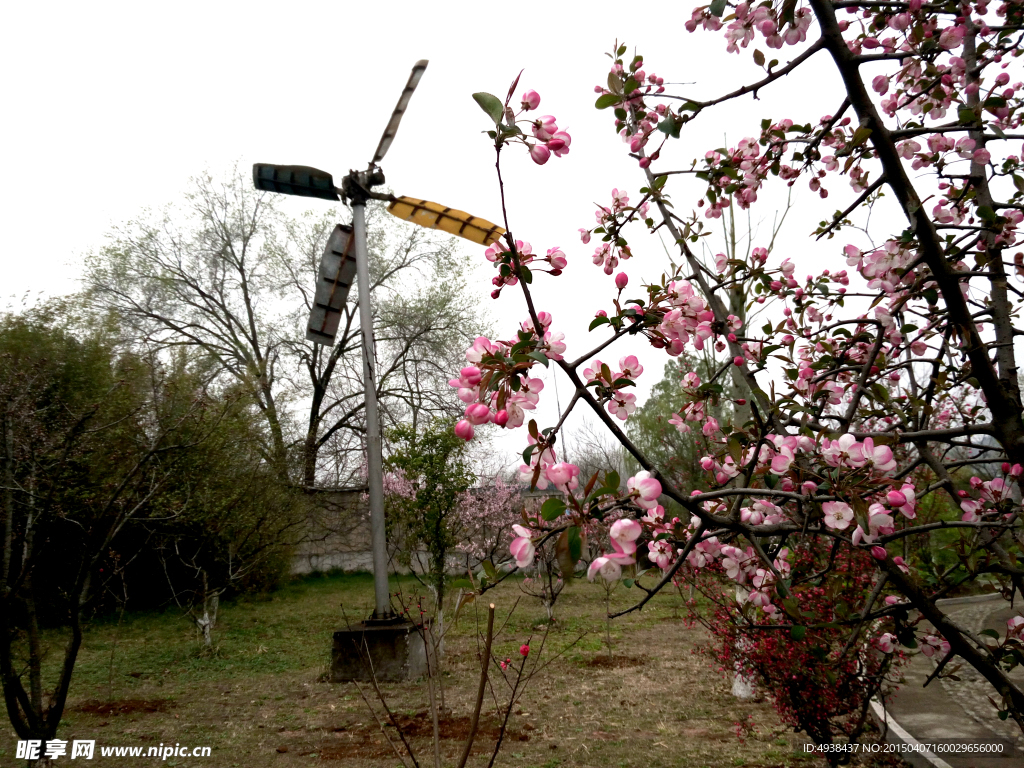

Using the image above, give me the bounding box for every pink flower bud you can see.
[521,89,541,111]
[530,144,551,165]
[733,356,744,366]
[615,272,628,290]
[454,420,475,441]
[465,403,491,425]
[461,366,482,386]
[520,644,530,657]
[493,410,509,427]
[886,490,907,507]
[871,546,887,560]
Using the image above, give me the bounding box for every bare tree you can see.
[84,167,487,489]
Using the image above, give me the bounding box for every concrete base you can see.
[331,619,429,682]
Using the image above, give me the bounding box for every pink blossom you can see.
[454,420,475,441]
[520,644,530,657]
[530,144,551,165]
[877,633,897,653]
[545,462,579,491]
[617,355,643,379]
[579,228,591,244]
[521,89,541,111]
[465,403,491,425]
[510,524,535,568]
[938,26,965,50]
[587,556,623,582]
[647,539,674,569]
[549,130,572,157]
[920,635,950,658]
[607,391,637,420]
[872,75,890,95]
[610,518,642,552]
[532,115,558,141]
[822,501,853,530]
[546,247,567,270]
[627,471,662,509]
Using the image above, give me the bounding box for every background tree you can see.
[0,305,231,744]
[84,167,487,489]
[383,419,474,614]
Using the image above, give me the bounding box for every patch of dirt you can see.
[584,654,648,668]
[72,698,174,716]
[314,714,528,761]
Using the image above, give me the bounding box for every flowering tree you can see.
[447,0,1024,743]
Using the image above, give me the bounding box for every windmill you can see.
[253,60,503,629]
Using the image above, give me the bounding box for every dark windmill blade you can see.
[252,164,339,201]
[371,59,429,165]
[306,224,357,346]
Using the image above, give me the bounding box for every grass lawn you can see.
[1,572,909,767]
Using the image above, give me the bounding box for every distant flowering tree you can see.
[443,0,1024,747]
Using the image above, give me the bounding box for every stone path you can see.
[880,595,1024,768]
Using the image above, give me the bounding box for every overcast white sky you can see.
[2,1,856,467]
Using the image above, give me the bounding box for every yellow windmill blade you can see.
[386,196,506,246]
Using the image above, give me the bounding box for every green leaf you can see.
[595,93,621,110]
[790,625,807,641]
[567,525,583,562]
[657,114,682,139]
[709,0,726,17]
[727,437,743,464]
[653,174,668,189]
[483,560,498,581]
[850,126,873,147]
[753,49,765,67]
[958,106,977,125]
[541,497,567,521]
[923,288,938,305]
[472,92,505,124]
[622,578,635,589]
[520,265,533,284]
[522,444,537,466]
[978,205,996,222]
[607,72,623,95]
[527,351,550,368]
[589,315,610,331]
[606,470,620,491]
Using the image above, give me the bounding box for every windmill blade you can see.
[387,197,506,246]
[306,225,357,346]
[371,60,429,165]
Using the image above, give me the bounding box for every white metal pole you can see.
[352,196,391,620]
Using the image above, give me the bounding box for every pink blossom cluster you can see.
[580,188,650,275]
[958,464,1022,520]
[499,86,572,166]
[484,239,568,299]
[583,354,644,420]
